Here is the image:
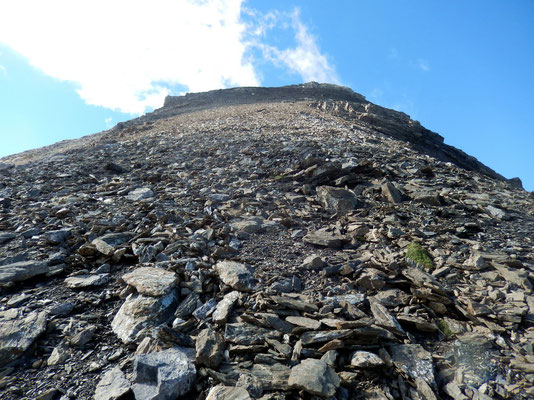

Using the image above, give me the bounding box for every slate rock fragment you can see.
[288,358,340,397]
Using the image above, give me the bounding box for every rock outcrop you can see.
[0,83,532,399]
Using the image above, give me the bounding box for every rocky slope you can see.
[0,83,533,400]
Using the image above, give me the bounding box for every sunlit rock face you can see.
[0,83,532,399]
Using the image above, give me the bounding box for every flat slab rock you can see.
[64,273,110,288]
[390,344,435,386]
[288,358,340,397]
[122,266,178,296]
[111,291,178,343]
[0,309,48,367]
[0,260,56,284]
[94,366,132,400]
[206,385,251,400]
[303,229,344,248]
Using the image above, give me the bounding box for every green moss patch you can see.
[406,242,434,270]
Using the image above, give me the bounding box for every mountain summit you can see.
[0,83,533,399]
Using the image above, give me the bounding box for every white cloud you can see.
[0,0,259,114]
[416,58,430,72]
[104,117,113,128]
[0,64,6,76]
[0,1,338,114]
[256,9,338,84]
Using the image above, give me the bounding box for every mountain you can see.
[0,83,532,400]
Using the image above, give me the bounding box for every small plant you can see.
[406,242,434,270]
[438,319,454,339]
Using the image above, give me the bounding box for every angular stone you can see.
[47,341,69,366]
[250,363,291,391]
[0,232,15,245]
[381,182,402,203]
[224,323,281,345]
[413,192,441,206]
[43,229,72,244]
[132,347,196,400]
[300,329,353,346]
[126,187,154,201]
[372,289,410,307]
[288,358,340,397]
[206,385,251,400]
[122,267,178,296]
[285,316,321,330]
[303,229,343,248]
[370,301,405,335]
[0,261,51,284]
[316,185,358,215]
[64,273,110,288]
[356,268,386,290]
[111,291,179,343]
[196,328,225,368]
[214,261,254,292]
[213,291,240,325]
[397,315,438,332]
[350,351,385,368]
[271,296,318,312]
[0,309,47,367]
[390,344,435,386]
[301,254,325,270]
[91,232,135,257]
[94,366,132,400]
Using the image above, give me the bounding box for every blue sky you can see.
[1,1,533,190]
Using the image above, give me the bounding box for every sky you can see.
[0,1,533,190]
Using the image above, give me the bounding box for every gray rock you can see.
[212,291,240,325]
[413,191,441,206]
[206,385,251,400]
[122,267,177,296]
[250,363,291,391]
[301,254,325,270]
[195,328,225,367]
[192,298,217,320]
[47,341,69,366]
[48,302,75,316]
[390,344,435,386]
[0,260,51,284]
[350,351,385,368]
[316,185,358,215]
[91,232,135,256]
[224,323,281,345]
[486,205,506,219]
[94,366,132,400]
[303,229,343,248]
[288,358,340,397]
[0,309,47,366]
[0,232,16,245]
[70,326,96,347]
[132,347,196,400]
[111,291,179,343]
[43,229,72,244]
[64,273,110,288]
[370,301,405,335]
[381,182,403,203]
[214,261,254,292]
[126,187,154,201]
[285,316,321,330]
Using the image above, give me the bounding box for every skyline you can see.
[1,1,533,190]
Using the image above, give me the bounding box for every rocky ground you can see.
[0,84,533,399]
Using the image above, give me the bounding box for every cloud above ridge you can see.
[0,1,337,114]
